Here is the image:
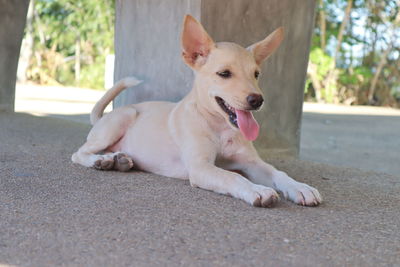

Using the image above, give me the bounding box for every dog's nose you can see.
[247,94,264,109]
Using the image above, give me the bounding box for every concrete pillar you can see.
[0,0,30,112]
[114,0,316,157]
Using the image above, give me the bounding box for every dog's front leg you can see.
[229,145,323,206]
[189,162,279,207]
[182,145,279,207]
[248,159,322,206]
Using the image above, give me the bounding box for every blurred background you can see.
[307,0,399,107]
[17,0,400,106]
[17,0,115,89]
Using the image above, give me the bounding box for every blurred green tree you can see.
[306,0,400,107]
[24,0,114,89]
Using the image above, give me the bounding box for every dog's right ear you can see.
[181,15,215,69]
[247,27,284,65]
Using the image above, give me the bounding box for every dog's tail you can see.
[90,77,142,125]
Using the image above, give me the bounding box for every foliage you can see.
[25,0,115,89]
[309,48,334,80]
[308,48,336,102]
[306,0,400,107]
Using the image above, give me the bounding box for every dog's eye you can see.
[217,70,232,78]
[254,71,260,79]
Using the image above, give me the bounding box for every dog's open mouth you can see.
[215,96,260,141]
[215,96,238,127]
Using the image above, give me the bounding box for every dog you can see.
[72,15,322,207]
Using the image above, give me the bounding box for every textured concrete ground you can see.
[1,112,399,266]
[301,103,400,176]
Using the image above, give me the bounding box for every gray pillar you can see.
[114,0,316,157]
[114,0,199,106]
[0,0,30,112]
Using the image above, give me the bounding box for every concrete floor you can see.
[1,84,399,266]
[301,103,400,176]
[1,112,399,266]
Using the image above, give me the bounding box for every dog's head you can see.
[181,15,284,141]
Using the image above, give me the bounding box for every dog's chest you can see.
[218,129,245,158]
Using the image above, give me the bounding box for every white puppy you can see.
[72,15,322,207]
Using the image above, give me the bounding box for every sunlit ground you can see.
[303,102,400,116]
[15,83,112,124]
[301,102,400,176]
[15,83,400,176]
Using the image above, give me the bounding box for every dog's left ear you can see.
[247,27,284,65]
[181,15,215,68]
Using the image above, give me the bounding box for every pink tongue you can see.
[235,109,260,141]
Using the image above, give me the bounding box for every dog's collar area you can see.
[215,96,238,127]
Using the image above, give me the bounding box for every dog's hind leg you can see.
[71,106,136,171]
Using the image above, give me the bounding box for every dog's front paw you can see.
[281,182,322,206]
[243,185,280,208]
